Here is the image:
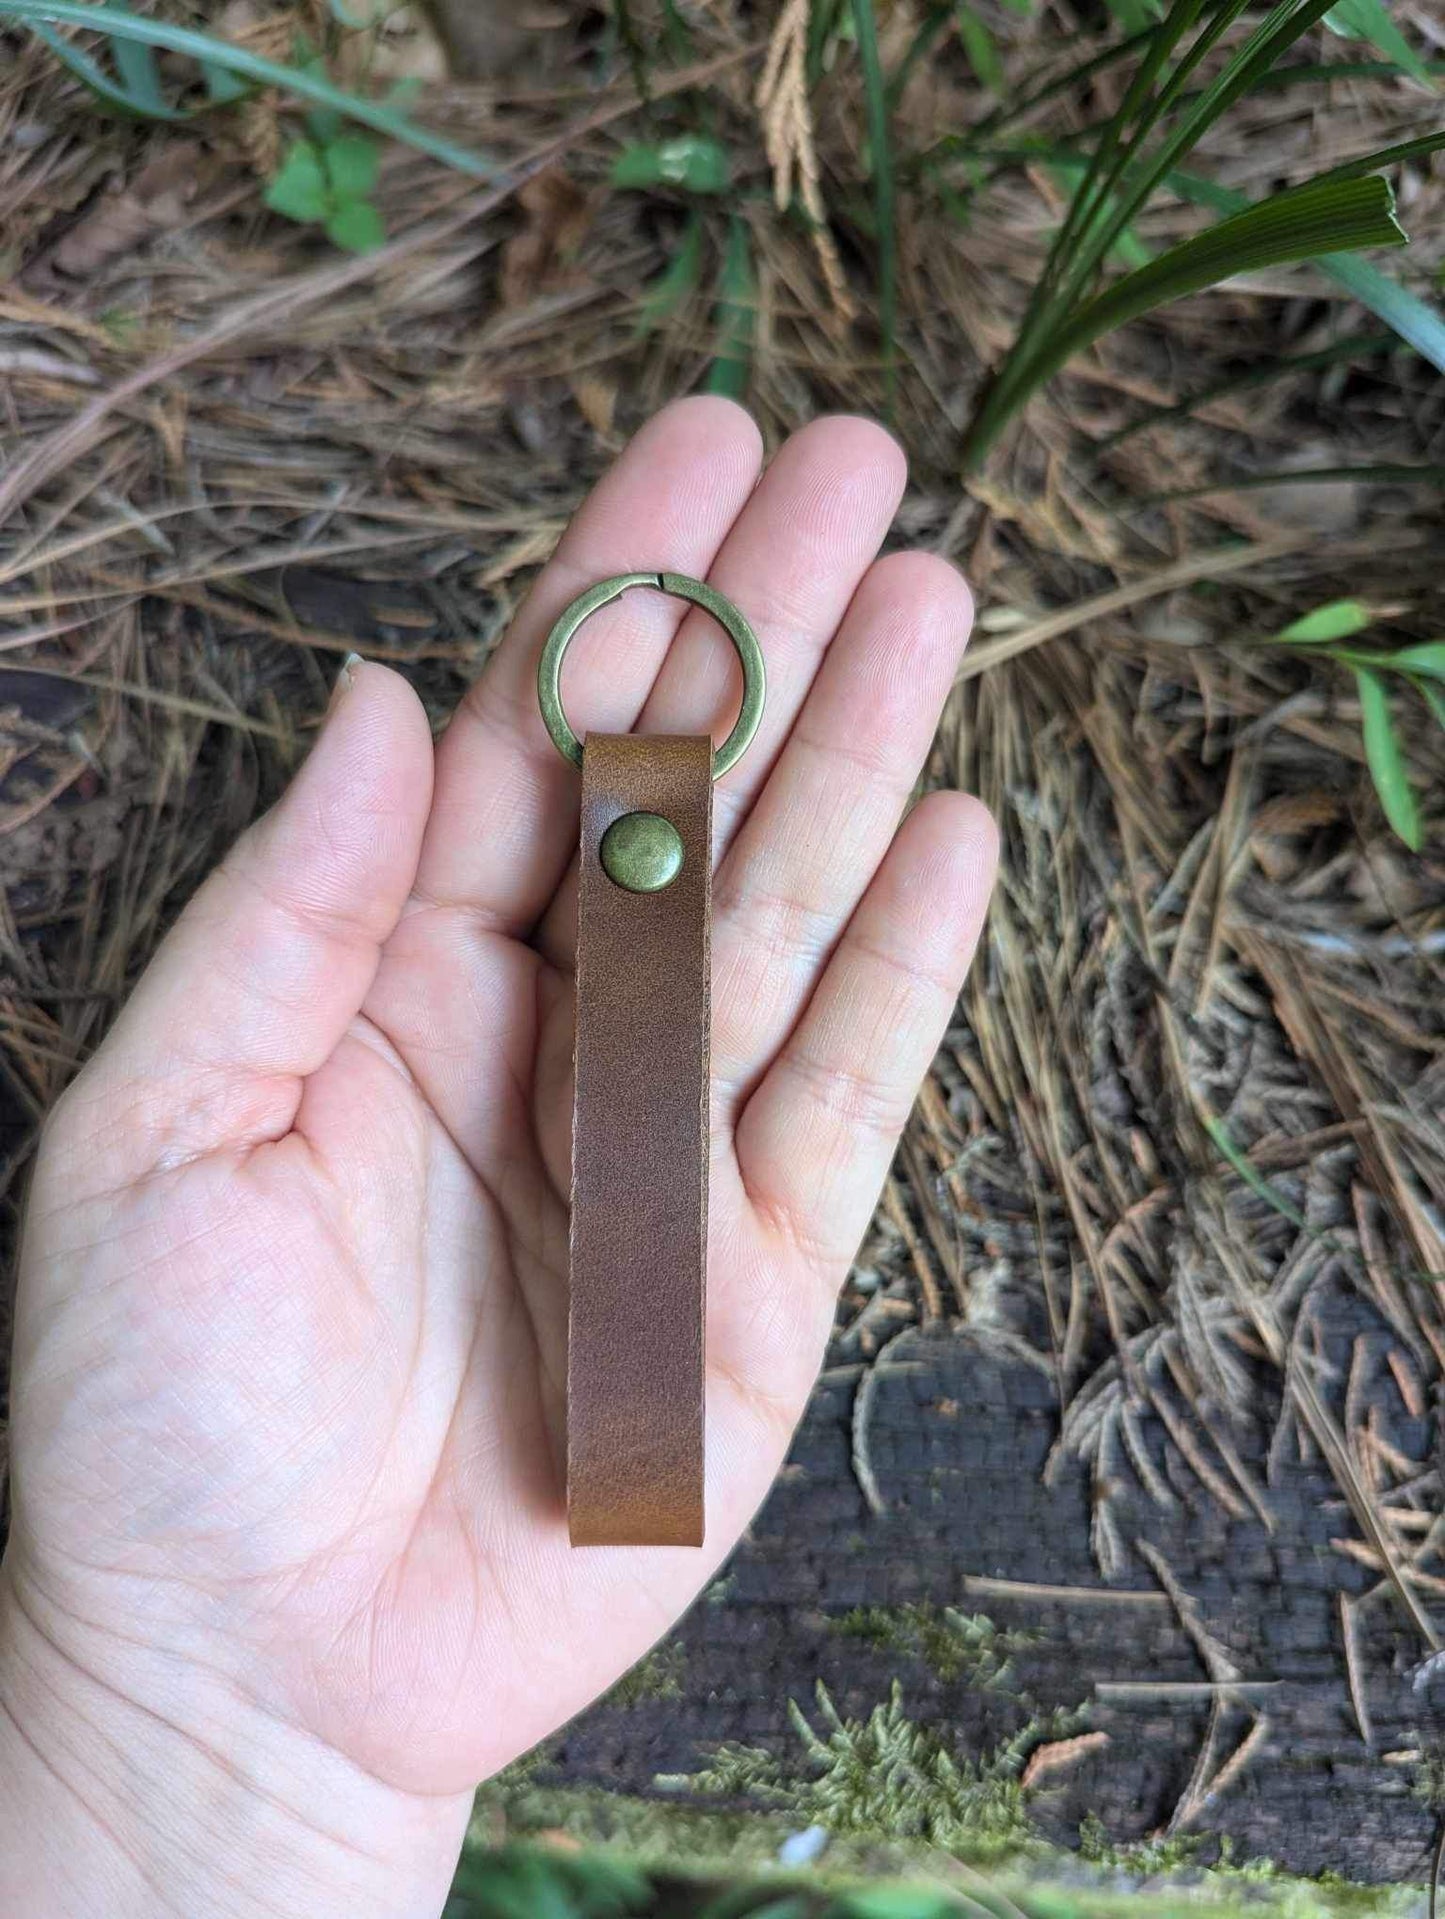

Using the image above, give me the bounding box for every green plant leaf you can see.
[960,0,1384,466]
[302,51,346,146]
[611,135,730,193]
[4,0,496,179]
[996,174,1405,422]
[201,58,249,103]
[851,0,897,404]
[1414,678,1445,731]
[1275,600,1372,643]
[1152,460,1445,501]
[35,22,296,129]
[1105,0,1165,27]
[1355,663,1422,849]
[707,215,754,399]
[1322,251,1445,373]
[325,131,380,200]
[1390,640,1445,679]
[1325,0,1431,84]
[887,1,951,107]
[1311,127,1445,192]
[635,213,704,333]
[831,1886,962,1919]
[1203,1113,1307,1228]
[1170,166,1445,375]
[1046,0,1343,329]
[1046,155,1150,267]
[103,0,169,113]
[956,4,1004,95]
[264,137,330,223]
[28,19,183,117]
[326,197,386,252]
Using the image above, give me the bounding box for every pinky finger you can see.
[735,791,998,1274]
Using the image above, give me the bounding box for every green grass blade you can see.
[976,24,1162,139]
[1254,54,1445,87]
[957,5,1005,96]
[1151,460,1445,499]
[2,0,497,178]
[971,0,1338,456]
[1064,0,1342,309]
[1355,663,1422,849]
[1414,678,1445,732]
[1203,1114,1308,1229]
[806,0,848,85]
[1311,127,1445,188]
[201,58,250,104]
[634,212,703,334]
[1325,0,1432,84]
[887,0,952,107]
[1170,166,1445,374]
[706,215,754,400]
[1026,0,1210,324]
[1046,155,1151,266]
[1043,0,1260,326]
[972,175,1404,452]
[851,0,897,405]
[1319,251,1445,374]
[29,18,182,116]
[102,0,168,113]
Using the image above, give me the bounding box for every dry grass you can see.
[1,0,1443,1808]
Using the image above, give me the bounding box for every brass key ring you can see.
[537,572,766,781]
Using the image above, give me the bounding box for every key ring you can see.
[537,571,766,780]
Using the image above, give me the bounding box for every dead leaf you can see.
[569,372,617,441]
[49,142,209,281]
[499,167,591,312]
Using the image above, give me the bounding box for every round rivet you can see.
[600,811,684,893]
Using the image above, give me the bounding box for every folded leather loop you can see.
[568,734,711,1547]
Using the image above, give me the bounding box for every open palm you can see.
[4,403,994,1827]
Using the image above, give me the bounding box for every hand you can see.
[0,401,995,1916]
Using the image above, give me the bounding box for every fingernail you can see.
[328,651,364,712]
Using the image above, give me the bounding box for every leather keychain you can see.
[538,573,765,1547]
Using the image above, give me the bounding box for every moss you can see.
[1077,1813,1207,1875]
[831,1605,1036,1689]
[474,1685,1419,1919]
[1072,1821,1418,1919]
[1410,1745,1445,1810]
[658,1680,1079,1865]
[604,1644,688,1708]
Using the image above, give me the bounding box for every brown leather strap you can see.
[568,734,711,1546]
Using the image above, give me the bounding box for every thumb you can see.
[57,658,434,1183]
